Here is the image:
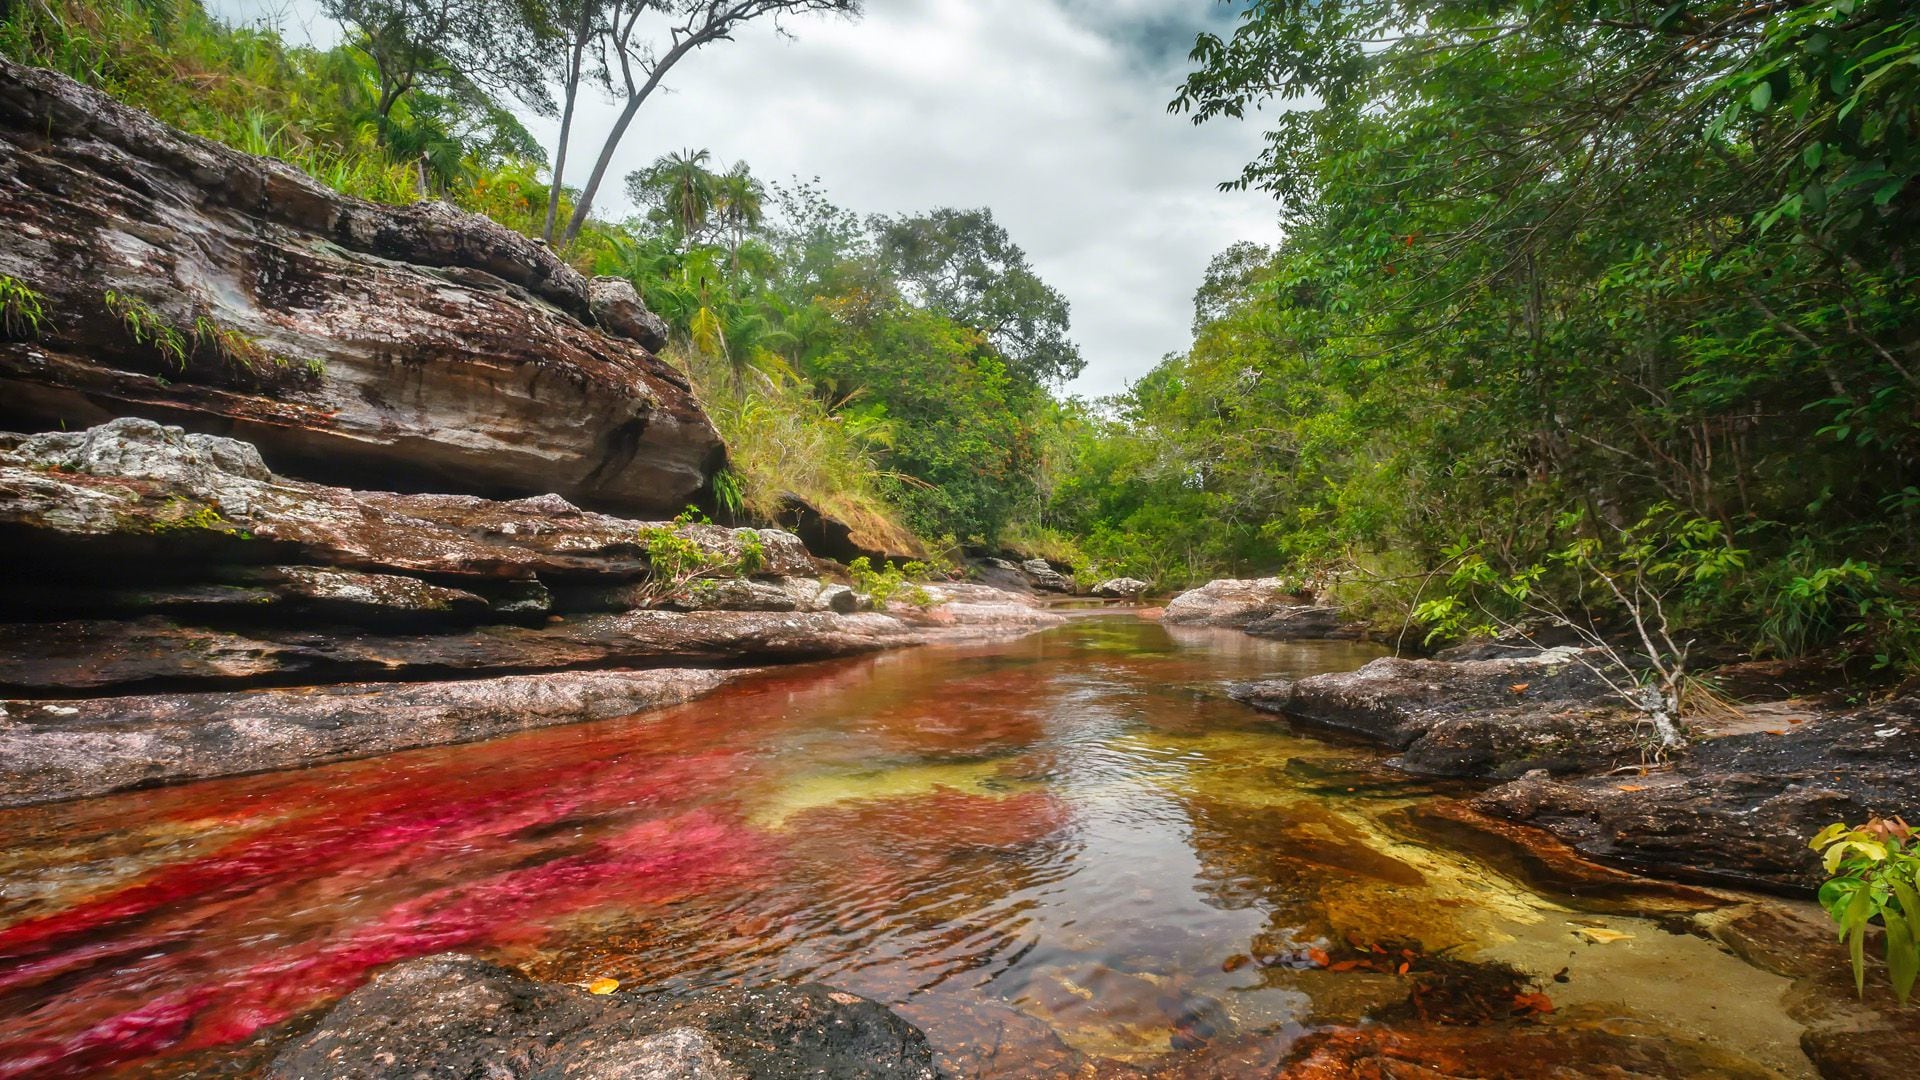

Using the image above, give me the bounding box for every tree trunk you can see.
[542,19,592,245]
[559,32,711,247]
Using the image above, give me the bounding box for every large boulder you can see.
[777,492,924,565]
[1019,558,1072,593]
[266,955,938,1080]
[1162,577,1313,627]
[1092,577,1150,599]
[0,58,722,514]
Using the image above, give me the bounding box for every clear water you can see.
[0,618,1813,1077]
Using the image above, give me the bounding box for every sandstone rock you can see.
[0,419,806,585]
[967,557,1034,595]
[1163,578,1311,627]
[0,668,748,807]
[265,955,937,1080]
[1476,695,1920,890]
[0,610,924,694]
[1230,649,1651,778]
[1092,577,1150,598]
[1020,558,1073,593]
[0,58,721,514]
[1242,604,1367,640]
[816,583,859,614]
[588,275,669,351]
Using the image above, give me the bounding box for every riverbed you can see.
[0,616,1820,1077]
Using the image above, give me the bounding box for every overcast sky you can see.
[214,0,1281,397]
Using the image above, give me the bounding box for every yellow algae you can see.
[747,759,1041,829]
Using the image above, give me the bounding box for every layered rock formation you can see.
[267,955,938,1080]
[0,58,720,513]
[0,418,1059,807]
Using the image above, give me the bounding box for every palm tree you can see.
[713,160,766,265]
[643,148,717,249]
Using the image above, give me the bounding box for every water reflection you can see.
[0,619,1809,1077]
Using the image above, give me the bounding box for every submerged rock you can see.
[0,58,721,514]
[266,954,938,1080]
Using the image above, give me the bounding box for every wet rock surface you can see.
[0,58,720,514]
[266,955,938,1080]
[1242,605,1368,641]
[0,668,750,807]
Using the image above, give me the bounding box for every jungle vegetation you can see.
[4,0,1917,672]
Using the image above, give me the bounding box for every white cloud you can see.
[212,0,1282,396]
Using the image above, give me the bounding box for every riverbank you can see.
[0,418,1063,807]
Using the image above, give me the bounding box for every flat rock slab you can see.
[266,954,938,1080]
[1478,696,1920,891]
[1231,648,1651,778]
[0,418,810,585]
[0,667,750,807]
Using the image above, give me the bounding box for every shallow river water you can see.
[0,617,1820,1077]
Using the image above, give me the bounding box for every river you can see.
[0,616,1817,1077]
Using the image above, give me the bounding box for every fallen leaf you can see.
[1307,947,1331,968]
[1508,682,1531,693]
[1615,783,1648,792]
[1222,953,1251,973]
[1326,960,1364,973]
[1512,992,1556,1015]
[587,978,620,995]
[1574,927,1632,944]
[1397,961,1412,975]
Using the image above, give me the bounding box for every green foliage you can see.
[1042,0,1919,665]
[0,275,49,339]
[1813,819,1920,1005]
[846,556,932,610]
[104,291,188,370]
[632,508,763,605]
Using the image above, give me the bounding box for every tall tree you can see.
[874,207,1085,386]
[323,0,554,145]
[540,0,608,243]
[626,147,718,247]
[557,0,860,247]
[714,159,766,262]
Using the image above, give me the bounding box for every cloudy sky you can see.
[215,0,1282,397]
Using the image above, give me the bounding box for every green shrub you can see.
[848,556,933,609]
[0,275,48,339]
[1813,820,1920,1006]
